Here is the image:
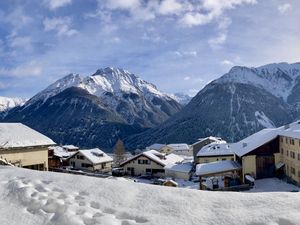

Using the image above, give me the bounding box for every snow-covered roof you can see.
[76,148,113,165]
[0,123,55,149]
[197,136,223,142]
[146,143,166,150]
[197,143,234,157]
[49,146,76,158]
[164,162,192,173]
[167,143,190,151]
[278,121,300,139]
[121,150,184,167]
[232,128,279,157]
[193,137,226,147]
[62,145,79,150]
[143,150,184,166]
[196,160,242,176]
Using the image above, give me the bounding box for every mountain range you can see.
[2,67,182,150]
[125,62,300,149]
[2,62,300,151]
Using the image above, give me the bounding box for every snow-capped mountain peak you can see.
[216,62,300,101]
[27,67,172,106]
[0,97,26,112]
[27,73,83,105]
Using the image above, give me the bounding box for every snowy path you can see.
[1,166,300,225]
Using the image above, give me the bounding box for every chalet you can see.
[62,145,79,152]
[196,142,235,164]
[164,162,193,180]
[120,150,184,177]
[69,148,113,172]
[161,143,192,156]
[231,128,280,182]
[0,123,55,170]
[196,160,243,190]
[146,143,166,151]
[48,146,77,169]
[192,136,225,161]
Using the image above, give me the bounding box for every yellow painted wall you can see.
[197,155,234,164]
[242,155,256,179]
[280,135,300,184]
[122,155,164,176]
[160,146,173,155]
[0,147,48,170]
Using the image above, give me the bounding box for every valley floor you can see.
[1,166,300,225]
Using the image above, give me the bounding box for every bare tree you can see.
[113,139,126,167]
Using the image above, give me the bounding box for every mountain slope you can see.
[3,68,181,150]
[125,62,300,149]
[4,87,145,149]
[0,97,26,118]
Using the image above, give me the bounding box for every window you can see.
[222,158,227,161]
[77,155,84,160]
[280,148,283,154]
[290,151,295,159]
[298,153,300,161]
[298,170,300,178]
[280,137,283,142]
[81,163,92,168]
[286,137,288,144]
[138,159,150,165]
[145,168,152,173]
[286,150,289,156]
[291,167,295,175]
[291,139,295,145]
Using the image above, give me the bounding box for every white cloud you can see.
[179,12,213,27]
[43,17,78,37]
[221,60,234,66]
[278,3,291,14]
[0,61,42,78]
[44,0,72,10]
[103,0,140,10]
[184,76,190,81]
[208,32,227,48]
[100,0,256,27]
[158,0,188,15]
[10,36,32,49]
[2,7,32,29]
[175,50,198,57]
[180,0,256,27]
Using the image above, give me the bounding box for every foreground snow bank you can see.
[1,167,300,225]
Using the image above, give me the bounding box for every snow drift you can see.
[1,166,300,225]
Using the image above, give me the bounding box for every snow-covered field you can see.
[1,166,300,225]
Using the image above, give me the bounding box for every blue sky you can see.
[0,0,299,98]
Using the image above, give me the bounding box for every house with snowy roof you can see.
[192,136,225,162]
[221,120,300,185]
[160,143,192,156]
[196,142,235,164]
[120,150,184,177]
[62,145,79,152]
[0,123,55,170]
[164,162,193,180]
[69,148,113,172]
[146,143,166,151]
[48,146,77,169]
